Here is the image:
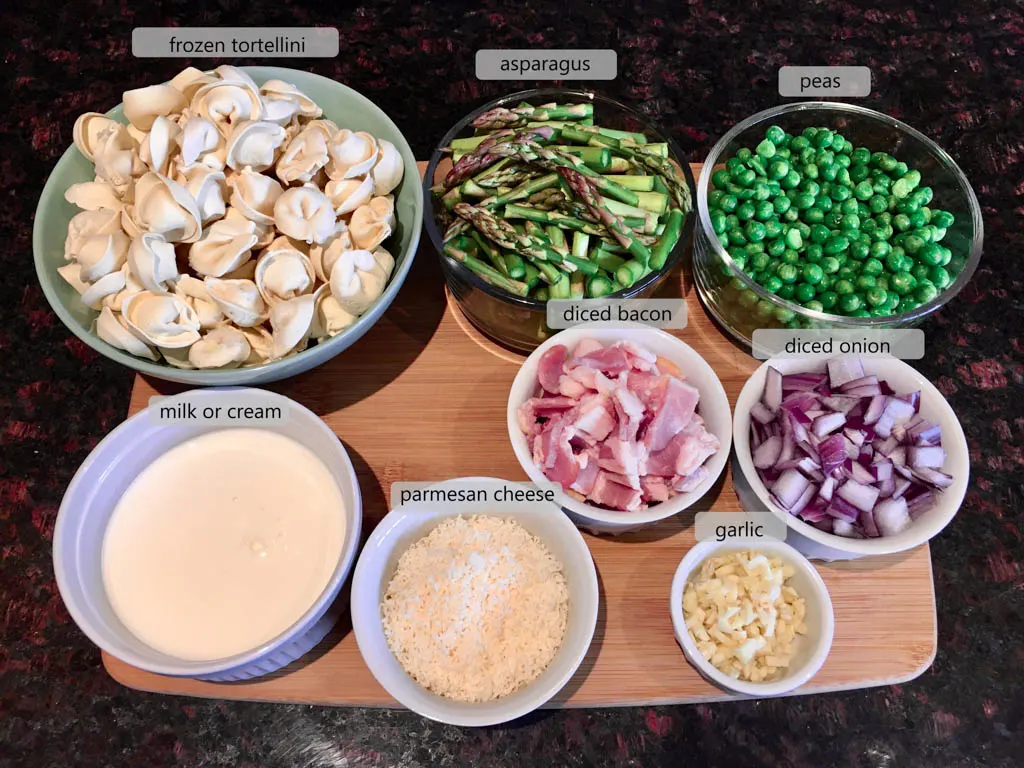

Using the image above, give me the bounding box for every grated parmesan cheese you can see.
[380,515,569,702]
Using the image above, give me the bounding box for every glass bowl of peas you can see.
[424,88,697,352]
[693,102,983,347]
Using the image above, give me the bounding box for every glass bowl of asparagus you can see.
[425,88,697,352]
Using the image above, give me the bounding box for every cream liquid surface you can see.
[102,428,345,661]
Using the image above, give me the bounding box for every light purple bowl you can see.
[53,388,362,681]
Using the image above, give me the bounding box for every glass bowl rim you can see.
[696,100,984,326]
[423,87,697,311]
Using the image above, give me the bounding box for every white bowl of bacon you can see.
[733,356,969,560]
[508,323,732,534]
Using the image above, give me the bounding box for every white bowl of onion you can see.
[733,356,969,560]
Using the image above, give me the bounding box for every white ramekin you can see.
[53,388,362,681]
[670,538,834,697]
[507,322,732,534]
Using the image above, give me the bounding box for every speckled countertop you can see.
[1,1,1022,766]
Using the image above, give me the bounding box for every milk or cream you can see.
[102,428,346,661]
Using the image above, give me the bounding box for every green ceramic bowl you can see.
[33,66,422,385]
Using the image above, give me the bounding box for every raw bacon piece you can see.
[590,471,643,511]
[645,419,721,477]
[623,370,664,409]
[572,345,631,376]
[612,385,645,443]
[558,375,587,398]
[597,437,641,477]
[572,338,605,358]
[573,394,616,442]
[517,396,576,435]
[614,340,658,371]
[641,475,672,503]
[643,378,701,452]
[538,344,569,393]
[672,465,709,494]
[570,448,600,496]
[536,415,579,488]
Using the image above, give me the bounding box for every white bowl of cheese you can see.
[53,388,362,681]
[350,477,599,726]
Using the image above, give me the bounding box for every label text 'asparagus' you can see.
[476,50,617,80]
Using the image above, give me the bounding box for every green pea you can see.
[768,160,790,181]
[849,163,870,184]
[830,185,852,202]
[803,207,825,224]
[907,210,927,230]
[754,201,774,221]
[819,290,838,309]
[877,154,898,172]
[898,196,921,214]
[916,282,939,303]
[711,169,731,188]
[865,286,888,307]
[849,240,870,261]
[842,213,863,232]
[783,208,800,222]
[725,214,740,229]
[805,244,824,262]
[801,179,821,197]
[938,246,952,267]
[730,251,748,270]
[745,242,765,254]
[710,211,727,234]
[808,224,828,245]
[737,168,756,187]
[756,139,776,158]
[737,201,756,221]
[920,206,933,224]
[736,148,753,163]
[777,263,799,284]
[813,130,833,149]
[799,147,816,166]
[911,264,931,282]
[876,275,890,292]
[821,256,841,275]
[720,195,738,213]
[904,234,925,254]
[777,284,796,301]
[752,182,771,202]
[755,299,776,318]
[821,163,839,182]
[766,125,786,145]
[836,266,856,282]
[862,258,884,276]
[794,193,815,210]
[744,220,767,242]
[918,243,943,267]
[884,292,901,312]
[839,292,864,313]
[855,274,877,292]
[791,135,810,151]
[794,282,816,303]
[781,170,802,189]
[764,276,783,293]
[824,234,850,254]
[814,196,834,213]
[764,220,783,239]
[781,249,801,265]
[835,167,852,186]
[868,195,889,214]
[735,187,756,201]
[835,279,855,295]
[802,263,825,284]
[869,241,891,261]
[726,227,748,246]
[930,226,947,243]
[872,175,892,194]
[804,300,825,312]
[932,210,955,228]
[765,237,785,258]
[929,266,951,289]
[912,187,934,206]
[801,163,819,181]
[773,195,792,215]
[897,297,920,313]
[853,180,874,201]
[738,290,760,309]
[892,178,912,199]
[750,251,770,271]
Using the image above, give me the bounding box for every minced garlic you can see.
[682,550,807,683]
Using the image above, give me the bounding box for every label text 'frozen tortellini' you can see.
[132,28,340,58]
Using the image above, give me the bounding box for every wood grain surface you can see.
[102,164,937,707]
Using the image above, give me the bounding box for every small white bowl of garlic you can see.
[34,66,422,384]
[669,539,834,697]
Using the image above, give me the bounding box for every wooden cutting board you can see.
[102,164,937,707]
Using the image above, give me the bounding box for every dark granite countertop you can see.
[1,1,1022,766]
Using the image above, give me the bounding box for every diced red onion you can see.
[906,419,942,445]
[764,366,783,412]
[911,467,955,489]
[771,468,810,509]
[863,395,887,425]
[890,446,907,466]
[882,396,917,426]
[891,477,912,499]
[832,519,862,538]
[838,374,879,393]
[800,501,829,523]
[896,390,921,412]
[782,373,828,392]
[873,413,895,439]
[791,483,818,515]
[908,446,947,469]
[827,358,865,389]
[844,427,866,447]
[843,384,884,398]
[818,475,836,503]
[877,474,896,498]
[908,491,937,519]
[875,497,912,536]
[813,412,846,437]
[821,395,861,413]
[750,402,775,425]
[826,495,860,523]
[860,506,881,538]
[817,434,846,475]
[873,436,899,456]
[836,478,880,512]
[753,435,782,469]
[845,460,876,485]
[871,460,893,483]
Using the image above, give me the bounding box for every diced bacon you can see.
[573,338,605,358]
[672,465,709,493]
[613,340,658,371]
[519,337,721,512]
[645,419,721,477]
[597,437,640,477]
[643,378,701,452]
[517,396,576,435]
[558,375,587,398]
[574,394,616,442]
[537,415,579,488]
[604,471,641,490]
[570,449,600,496]
[589,471,643,511]
[538,344,569,393]
[641,475,672,503]
[572,345,631,376]
[624,370,664,409]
